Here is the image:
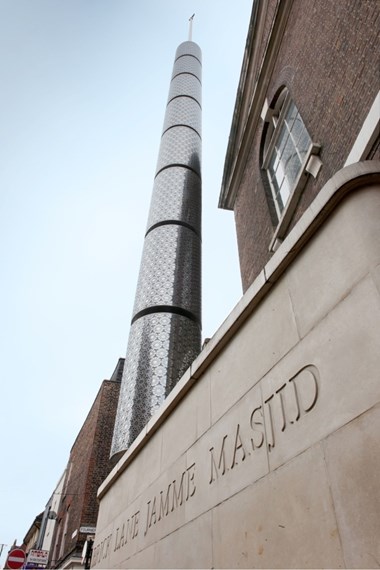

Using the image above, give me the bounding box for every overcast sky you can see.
[0,0,252,560]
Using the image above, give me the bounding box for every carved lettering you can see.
[144,502,151,536]
[92,365,320,568]
[119,523,125,547]
[208,365,319,475]
[126,517,133,543]
[264,366,320,448]
[231,424,247,469]
[132,510,139,539]
[149,496,157,527]
[114,510,139,550]
[92,534,113,567]
[290,365,319,412]
[209,434,228,483]
[158,484,171,521]
[264,394,275,451]
[113,527,119,552]
[144,464,197,539]
[100,535,111,562]
[100,539,106,560]
[250,406,264,450]
[275,383,287,432]
[289,377,301,423]
[186,463,196,499]
[144,497,157,536]
[171,471,186,511]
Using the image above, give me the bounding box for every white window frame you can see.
[261,91,322,252]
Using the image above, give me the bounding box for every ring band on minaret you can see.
[111,41,202,456]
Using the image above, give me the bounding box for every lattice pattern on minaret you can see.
[111,41,202,456]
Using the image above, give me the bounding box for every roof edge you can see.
[219,0,294,210]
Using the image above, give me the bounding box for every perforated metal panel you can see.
[175,41,202,61]
[163,97,202,135]
[132,225,201,318]
[146,168,201,230]
[155,126,201,176]
[168,74,202,105]
[172,55,202,80]
[111,313,200,452]
[111,41,202,456]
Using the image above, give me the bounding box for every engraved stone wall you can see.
[111,41,202,456]
[93,176,380,569]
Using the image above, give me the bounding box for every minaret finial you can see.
[188,13,195,41]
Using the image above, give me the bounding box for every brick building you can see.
[220,0,379,290]
[47,358,124,569]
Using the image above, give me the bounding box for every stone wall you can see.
[92,165,380,568]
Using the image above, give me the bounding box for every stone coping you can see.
[98,160,380,501]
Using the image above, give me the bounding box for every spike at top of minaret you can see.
[188,13,195,41]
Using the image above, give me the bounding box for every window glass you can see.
[264,93,311,217]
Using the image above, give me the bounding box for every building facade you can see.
[220,0,379,289]
[22,513,43,565]
[92,1,380,567]
[37,469,67,556]
[45,359,124,569]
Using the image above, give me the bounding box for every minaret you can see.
[111,32,202,456]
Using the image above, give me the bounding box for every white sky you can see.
[0,0,252,559]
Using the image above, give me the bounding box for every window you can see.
[261,88,321,250]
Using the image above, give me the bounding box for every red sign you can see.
[6,548,26,570]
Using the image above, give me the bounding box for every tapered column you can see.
[111,41,202,456]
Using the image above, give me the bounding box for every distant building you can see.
[43,358,124,569]
[36,469,66,556]
[22,513,43,560]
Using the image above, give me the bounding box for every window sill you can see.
[269,143,321,252]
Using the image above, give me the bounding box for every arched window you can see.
[261,88,322,250]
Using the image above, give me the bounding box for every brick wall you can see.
[82,381,122,525]
[50,360,123,567]
[234,0,380,291]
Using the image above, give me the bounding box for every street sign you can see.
[79,526,96,534]
[6,548,26,570]
[27,549,49,565]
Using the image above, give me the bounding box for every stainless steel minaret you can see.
[111,39,202,456]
